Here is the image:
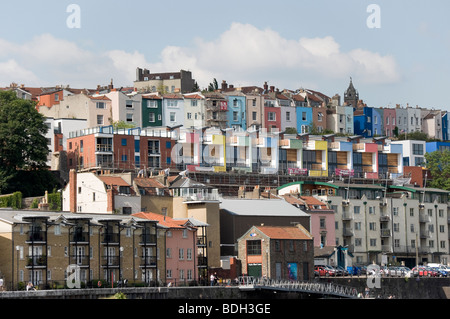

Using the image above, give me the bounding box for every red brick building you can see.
[66,126,175,172]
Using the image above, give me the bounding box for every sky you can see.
[1,0,450,111]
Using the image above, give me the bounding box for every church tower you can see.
[344,77,359,108]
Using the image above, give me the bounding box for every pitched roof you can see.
[256,225,313,240]
[133,177,166,188]
[98,176,130,186]
[220,198,309,217]
[133,212,185,229]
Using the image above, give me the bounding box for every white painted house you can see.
[62,170,141,214]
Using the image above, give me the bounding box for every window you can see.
[286,112,290,121]
[247,240,261,255]
[167,100,178,107]
[179,248,184,260]
[302,112,307,121]
[97,115,104,125]
[147,100,157,108]
[412,143,424,155]
[170,112,176,122]
[252,112,257,121]
[233,111,238,121]
[149,113,155,122]
[121,138,127,146]
[268,112,276,121]
[96,102,105,109]
[187,112,192,120]
[126,100,133,108]
[126,113,133,122]
[191,100,197,107]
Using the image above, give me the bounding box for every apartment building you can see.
[133,212,199,285]
[277,180,450,268]
[0,209,162,289]
[134,68,196,94]
[66,125,175,172]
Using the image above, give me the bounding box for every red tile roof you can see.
[133,212,185,229]
[98,176,130,186]
[256,225,312,240]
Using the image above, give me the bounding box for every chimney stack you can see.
[69,169,77,213]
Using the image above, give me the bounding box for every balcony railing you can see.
[26,231,46,243]
[380,229,392,237]
[343,228,354,237]
[140,234,157,245]
[198,256,208,267]
[197,236,207,247]
[101,256,120,267]
[140,256,157,267]
[96,144,113,152]
[26,255,47,268]
[101,233,120,244]
[69,255,90,267]
[70,232,89,243]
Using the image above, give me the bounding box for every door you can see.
[247,264,262,277]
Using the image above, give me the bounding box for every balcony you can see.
[419,212,431,223]
[101,256,120,268]
[70,232,89,244]
[380,229,392,237]
[140,256,157,268]
[380,214,391,222]
[26,255,47,268]
[197,236,207,247]
[343,228,354,237]
[342,212,353,221]
[198,256,208,267]
[26,231,46,243]
[140,233,157,245]
[101,233,120,244]
[69,255,90,267]
[420,229,430,239]
[96,144,113,152]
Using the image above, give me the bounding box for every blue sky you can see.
[1,0,450,111]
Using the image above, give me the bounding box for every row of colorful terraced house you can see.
[3,71,449,144]
[58,123,450,182]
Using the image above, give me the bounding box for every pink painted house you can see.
[133,212,198,285]
[282,195,336,248]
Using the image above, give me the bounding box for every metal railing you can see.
[238,276,358,298]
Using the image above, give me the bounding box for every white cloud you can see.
[151,22,401,88]
[0,24,401,91]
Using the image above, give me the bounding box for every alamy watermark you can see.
[66,264,81,288]
[66,4,81,29]
[367,4,381,29]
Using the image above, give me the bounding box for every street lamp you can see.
[15,245,20,291]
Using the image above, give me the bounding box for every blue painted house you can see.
[296,106,313,134]
[353,106,372,137]
[224,93,246,130]
[426,141,450,153]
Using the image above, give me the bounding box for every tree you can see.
[424,150,450,191]
[0,91,50,194]
[207,78,219,92]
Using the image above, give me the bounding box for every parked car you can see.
[336,266,349,276]
[412,266,435,277]
[314,265,335,277]
[398,266,411,277]
[431,267,448,277]
[425,267,439,277]
[331,266,343,276]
